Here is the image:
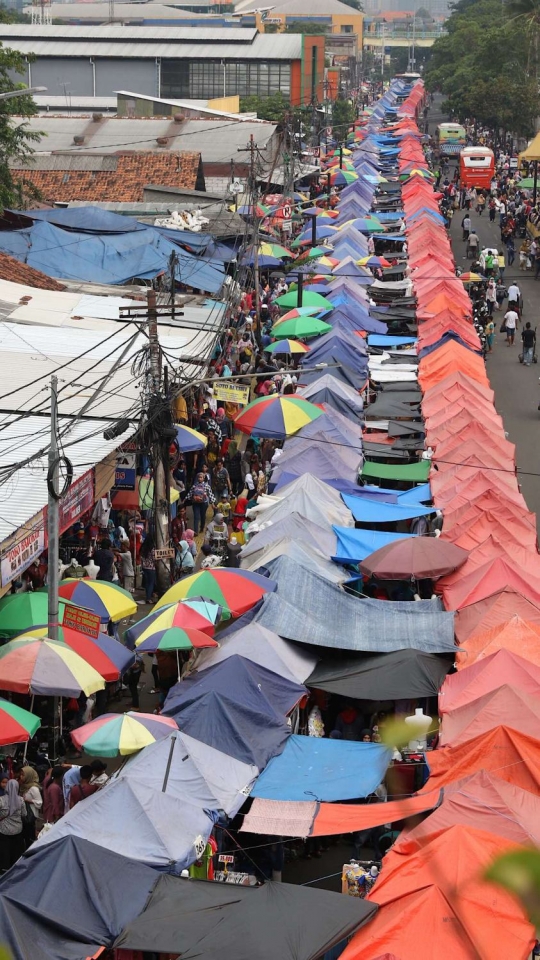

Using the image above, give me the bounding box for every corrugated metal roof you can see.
[3,33,301,58]
[24,3,221,19]
[0,415,133,542]
[0,23,257,40]
[14,118,276,162]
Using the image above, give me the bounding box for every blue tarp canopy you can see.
[34,779,215,874]
[341,493,434,523]
[164,655,306,719]
[164,689,290,768]
[0,836,158,960]
[332,526,415,563]
[253,556,455,653]
[298,362,365,390]
[368,335,417,348]
[10,206,145,233]
[297,374,364,423]
[398,483,433,505]
[0,220,225,291]
[115,729,258,817]
[276,435,361,478]
[251,735,391,801]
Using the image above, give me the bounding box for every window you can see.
[341,24,353,32]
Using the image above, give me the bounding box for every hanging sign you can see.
[213,382,250,405]
[115,446,136,490]
[62,603,101,639]
[0,526,45,587]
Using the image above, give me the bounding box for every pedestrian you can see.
[477,192,486,215]
[176,539,195,577]
[18,766,43,844]
[461,213,471,240]
[0,779,25,871]
[42,766,65,824]
[519,239,530,270]
[504,306,519,345]
[486,279,497,316]
[485,316,495,352]
[140,534,156,604]
[117,540,134,593]
[507,236,516,266]
[125,654,144,709]
[92,538,116,582]
[507,281,521,311]
[497,250,506,280]
[89,759,108,788]
[185,471,215,537]
[212,458,232,500]
[534,246,540,280]
[69,765,98,809]
[521,322,536,364]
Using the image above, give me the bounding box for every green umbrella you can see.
[294,246,332,262]
[274,290,333,309]
[0,593,72,638]
[272,316,333,339]
[518,177,535,188]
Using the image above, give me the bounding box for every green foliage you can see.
[415,6,432,18]
[239,92,291,122]
[425,0,539,137]
[486,848,540,932]
[0,4,30,21]
[0,42,41,211]
[338,0,363,10]
[284,20,328,33]
[332,98,355,135]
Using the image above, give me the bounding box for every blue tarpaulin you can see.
[0,220,225,291]
[164,689,290,768]
[398,483,433,505]
[251,735,391,801]
[12,206,145,232]
[368,335,417,348]
[0,836,159,960]
[341,494,434,523]
[164,656,305,718]
[332,526,415,563]
[34,779,215,874]
[253,556,456,653]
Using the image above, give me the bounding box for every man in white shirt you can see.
[507,282,521,309]
[504,307,519,345]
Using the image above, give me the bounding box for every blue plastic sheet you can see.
[368,335,417,348]
[342,494,434,523]
[332,526,415,563]
[251,735,391,801]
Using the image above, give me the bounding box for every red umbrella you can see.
[359,538,468,580]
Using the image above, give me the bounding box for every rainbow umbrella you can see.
[125,598,222,650]
[175,424,207,452]
[155,568,277,618]
[294,246,332,263]
[327,169,358,186]
[0,636,105,696]
[316,255,341,268]
[0,699,40,745]
[461,271,484,284]
[291,226,337,249]
[71,712,177,757]
[302,208,339,219]
[259,242,294,259]
[135,626,217,654]
[275,290,332,309]
[324,147,352,158]
[22,624,134,682]
[278,306,327,322]
[236,203,271,217]
[324,159,355,172]
[358,256,392,268]
[234,394,323,439]
[263,339,310,355]
[272,316,332,339]
[57,579,137,623]
[338,216,382,232]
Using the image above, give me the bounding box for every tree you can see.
[284,20,328,33]
[331,98,355,137]
[415,6,432,18]
[338,0,363,10]
[0,4,30,22]
[239,92,290,122]
[0,43,41,210]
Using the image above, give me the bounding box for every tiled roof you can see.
[12,151,203,203]
[0,253,66,291]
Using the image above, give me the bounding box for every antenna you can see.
[31,0,51,25]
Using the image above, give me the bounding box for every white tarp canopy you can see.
[195,622,318,684]
[247,473,353,529]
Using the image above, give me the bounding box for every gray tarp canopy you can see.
[113,876,377,960]
[253,556,455,653]
[365,393,422,420]
[195,621,318,684]
[307,648,454,700]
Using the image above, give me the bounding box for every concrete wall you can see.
[25,57,157,98]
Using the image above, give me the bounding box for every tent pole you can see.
[534,160,538,207]
[162,734,176,792]
[23,694,35,761]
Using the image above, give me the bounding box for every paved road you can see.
[448,206,540,521]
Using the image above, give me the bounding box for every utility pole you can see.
[147,289,170,596]
[250,134,262,350]
[47,376,60,760]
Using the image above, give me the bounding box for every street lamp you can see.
[0,86,47,102]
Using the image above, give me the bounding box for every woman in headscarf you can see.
[0,778,25,870]
[19,766,43,844]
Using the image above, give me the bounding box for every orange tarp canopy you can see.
[424,396,498,430]
[432,473,527,511]
[441,495,531,534]
[424,726,540,793]
[438,539,540,591]
[342,826,535,960]
[456,615,540,669]
[430,465,522,498]
[422,372,494,407]
[310,790,442,837]
[440,556,540,610]
[427,409,505,444]
[447,515,537,552]
[454,589,540,644]
[440,684,540,746]
[439,649,540,713]
[432,437,515,471]
[393,771,540,852]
